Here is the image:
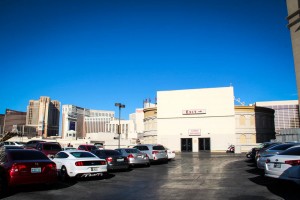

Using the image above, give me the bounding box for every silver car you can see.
[133,144,168,163]
[257,143,300,169]
[115,148,150,167]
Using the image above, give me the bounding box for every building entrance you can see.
[199,138,211,151]
[181,138,192,152]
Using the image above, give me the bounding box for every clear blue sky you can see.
[0,0,296,119]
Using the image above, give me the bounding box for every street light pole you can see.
[115,103,125,148]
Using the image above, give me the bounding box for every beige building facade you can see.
[26,96,60,138]
[143,103,157,144]
[157,87,236,152]
[235,106,275,147]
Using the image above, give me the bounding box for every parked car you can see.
[265,146,300,184]
[246,142,281,160]
[255,142,282,162]
[92,149,129,171]
[25,140,46,149]
[52,150,107,181]
[257,143,300,169]
[0,148,58,192]
[115,148,150,167]
[166,148,176,160]
[78,144,98,152]
[133,144,168,163]
[3,141,24,147]
[36,142,62,158]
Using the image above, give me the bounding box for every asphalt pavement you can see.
[2,152,300,200]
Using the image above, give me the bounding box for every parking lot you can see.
[2,152,300,200]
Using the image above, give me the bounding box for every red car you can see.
[77,144,97,152]
[36,142,62,158]
[0,148,58,193]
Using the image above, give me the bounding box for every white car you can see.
[265,146,300,184]
[52,150,107,180]
[166,148,175,160]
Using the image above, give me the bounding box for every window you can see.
[55,152,69,158]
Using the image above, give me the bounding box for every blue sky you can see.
[0,0,296,119]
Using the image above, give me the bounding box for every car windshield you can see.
[125,149,139,153]
[104,150,121,156]
[10,150,49,160]
[87,146,97,151]
[279,147,300,156]
[71,152,96,158]
[268,144,299,151]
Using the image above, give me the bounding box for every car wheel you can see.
[146,163,150,167]
[60,166,69,181]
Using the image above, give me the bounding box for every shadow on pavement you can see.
[245,159,300,200]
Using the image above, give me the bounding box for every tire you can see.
[60,166,69,181]
[0,175,8,196]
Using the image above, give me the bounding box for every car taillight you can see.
[152,150,159,154]
[46,163,57,170]
[106,157,113,162]
[127,154,134,159]
[10,163,27,176]
[285,160,300,166]
[75,161,84,166]
[100,161,106,165]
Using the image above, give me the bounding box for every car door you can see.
[53,152,69,169]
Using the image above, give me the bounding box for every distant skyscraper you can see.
[62,105,114,139]
[26,96,60,138]
[286,0,300,106]
[3,109,26,133]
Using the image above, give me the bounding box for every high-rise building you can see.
[26,96,60,138]
[62,105,114,139]
[255,100,300,134]
[286,0,300,106]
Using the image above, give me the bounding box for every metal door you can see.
[181,138,192,152]
[199,138,211,151]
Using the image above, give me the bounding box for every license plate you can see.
[91,167,99,171]
[31,167,41,173]
[274,163,281,168]
[117,158,124,162]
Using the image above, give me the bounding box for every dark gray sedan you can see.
[91,149,129,171]
[115,148,150,167]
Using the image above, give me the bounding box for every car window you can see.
[125,149,139,153]
[105,150,121,156]
[269,144,298,151]
[44,144,62,151]
[71,152,96,158]
[10,150,49,160]
[55,152,69,158]
[153,146,165,150]
[134,146,149,151]
[87,146,97,151]
[279,147,300,155]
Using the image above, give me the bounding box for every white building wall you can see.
[157,87,236,152]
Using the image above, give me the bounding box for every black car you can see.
[246,142,282,161]
[91,149,129,171]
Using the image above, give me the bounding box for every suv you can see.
[36,142,62,158]
[133,144,168,163]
